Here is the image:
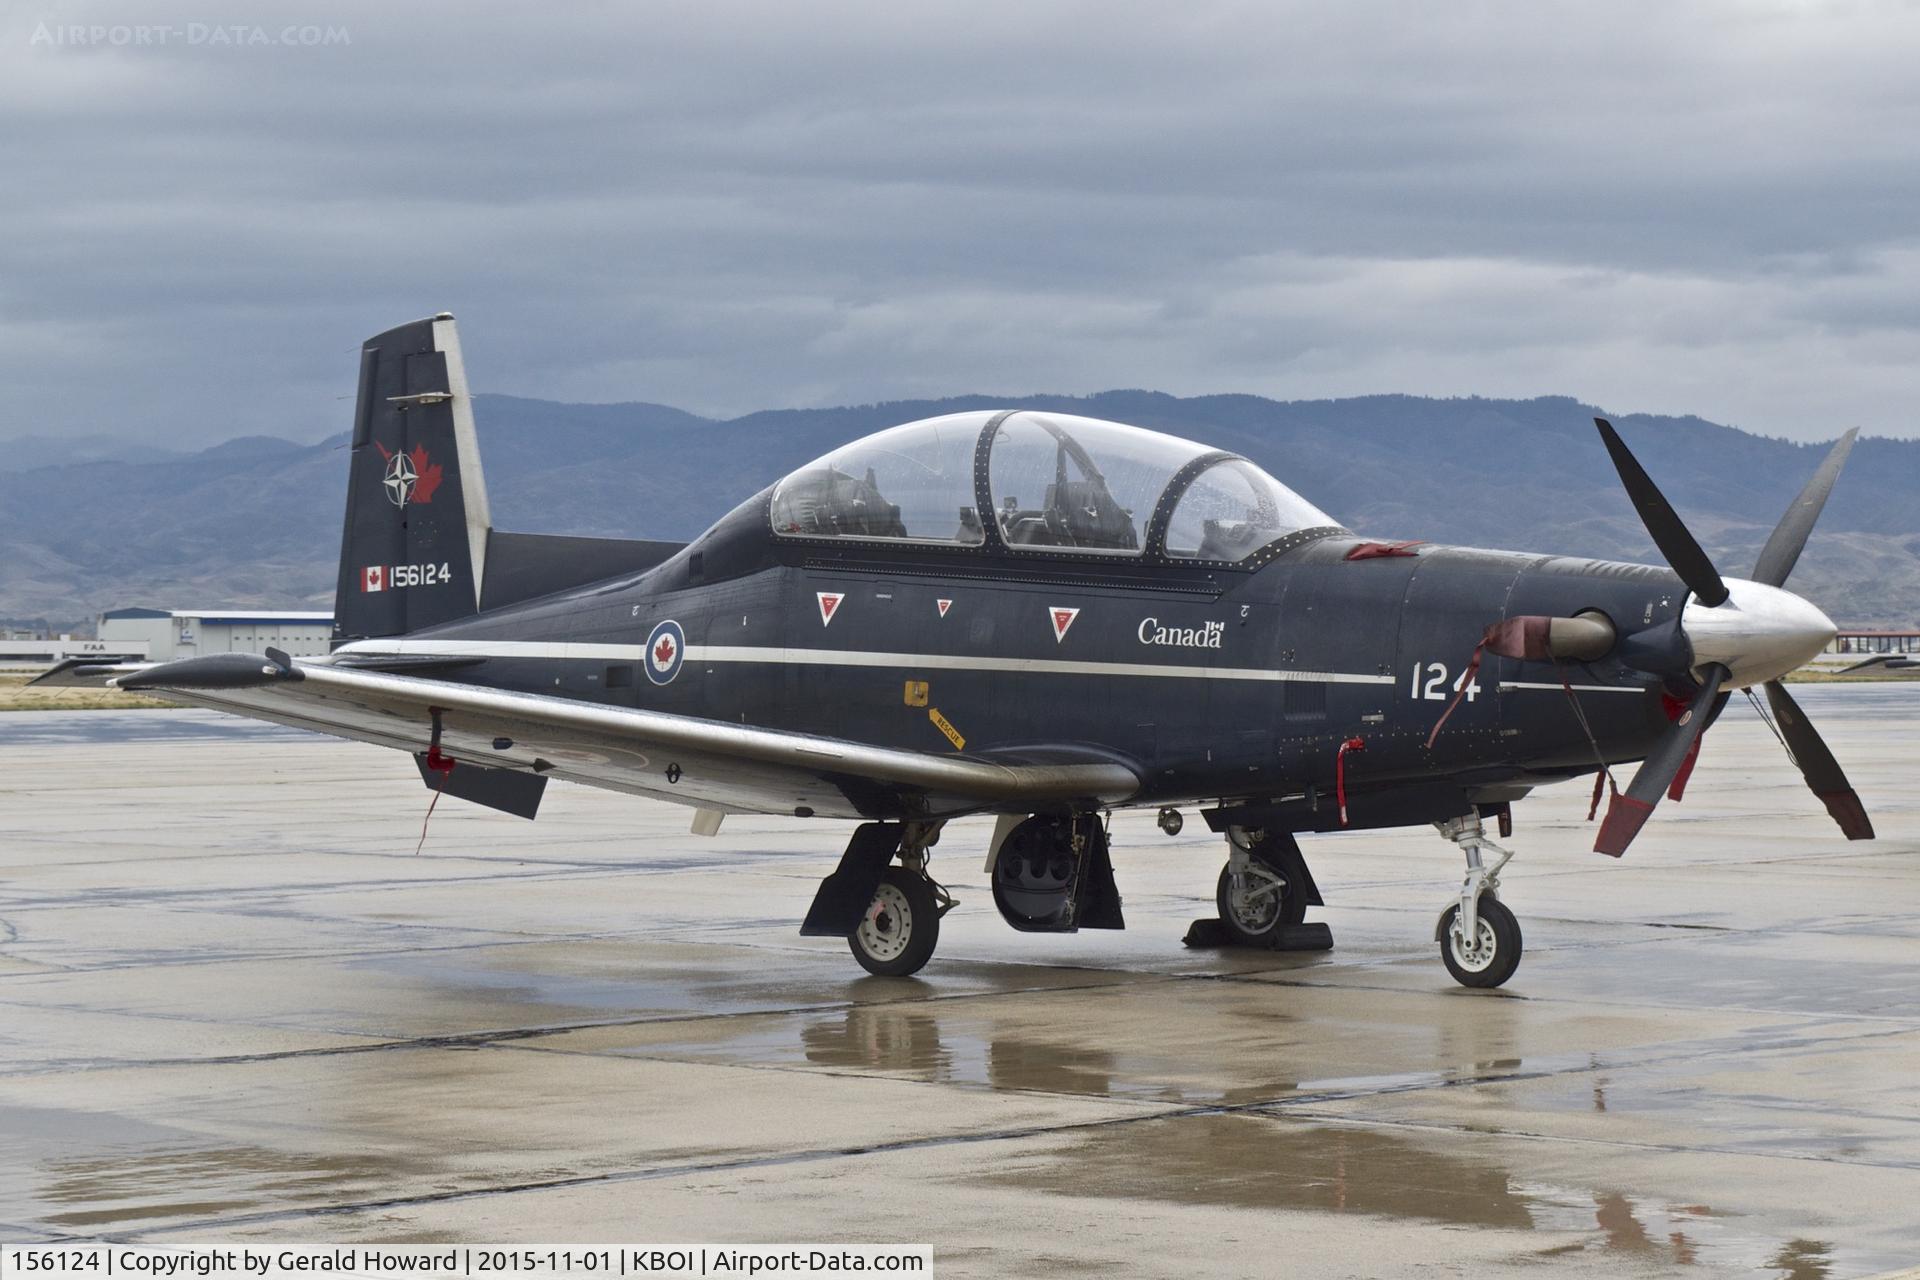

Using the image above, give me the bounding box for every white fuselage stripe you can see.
[331,640,1649,695]
[332,639,1393,685]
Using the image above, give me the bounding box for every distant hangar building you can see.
[98,608,334,662]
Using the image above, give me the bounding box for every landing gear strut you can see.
[1216,825,1309,946]
[848,823,953,977]
[1432,813,1523,988]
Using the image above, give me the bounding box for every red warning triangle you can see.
[936,598,952,618]
[817,592,844,626]
[1049,605,1080,643]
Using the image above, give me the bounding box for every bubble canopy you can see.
[767,410,1337,562]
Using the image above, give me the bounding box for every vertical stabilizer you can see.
[332,314,492,643]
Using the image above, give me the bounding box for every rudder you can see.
[333,313,491,644]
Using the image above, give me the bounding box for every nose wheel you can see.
[1431,813,1524,989]
[1438,895,1522,988]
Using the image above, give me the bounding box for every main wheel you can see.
[1438,896,1523,989]
[1215,858,1308,947]
[849,867,940,977]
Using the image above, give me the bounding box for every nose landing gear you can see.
[1432,813,1523,988]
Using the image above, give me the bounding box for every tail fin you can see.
[332,314,492,644]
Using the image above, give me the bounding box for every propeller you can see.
[1594,662,1726,856]
[1762,681,1874,840]
[1591,419,1871,855]
[1752,429,1856,587]
[1595,418,1728,608]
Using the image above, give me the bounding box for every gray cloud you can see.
[4,0,1919,445]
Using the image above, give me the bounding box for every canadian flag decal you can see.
[1049,605,1080,643]
[817,592,844,626]
[936,598,952,618]
[363,565,385,593]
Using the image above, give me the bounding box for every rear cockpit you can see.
[768,409,1337,565]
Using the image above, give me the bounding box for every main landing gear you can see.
[1187,825,1329,952]
[851,864,948,977]
[1432,813,1523,988]
[1215,826,1309,945]
[798,821,954,977]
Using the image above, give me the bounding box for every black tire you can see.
[1438,896,1523,989]
[848,867,940,977]
[1215,858,1308,947]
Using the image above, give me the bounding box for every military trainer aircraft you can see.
[40,315,1872,988]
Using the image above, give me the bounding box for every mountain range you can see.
[3,392,1915,634]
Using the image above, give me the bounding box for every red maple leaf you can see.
[654,635,676,667]
[408,444,444,504]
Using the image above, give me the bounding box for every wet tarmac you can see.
[2,687,1918,1276]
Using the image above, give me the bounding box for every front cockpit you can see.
[767,409,1338,565]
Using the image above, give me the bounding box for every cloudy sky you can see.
[6,1,1920,445]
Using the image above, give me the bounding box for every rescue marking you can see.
[1049,606,1080,643]
[817,592,844,627]
[928,706,966,750]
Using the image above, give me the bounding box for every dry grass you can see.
[0,673,168,711]
[1784,667,1920,683]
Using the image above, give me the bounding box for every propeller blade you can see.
[1762,680,1875,840]
[1595,418,1729,607]
[1751,429,1858,588]
[1595,663,1727,856]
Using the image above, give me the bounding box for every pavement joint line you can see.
[493,1009,1918,1118]
[0,928,687,979]
[11,930,1917,1036]
[1255,1106,1920,1173]
[493,1041,1189,1112]
[1210,969,1920,1025]
[0,973,1198,1078]
[0,865,748,912]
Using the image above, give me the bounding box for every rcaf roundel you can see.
[817,592,845,626]
[936,598,952,618]
[1049,605,1080,643]
[644,618,685,685]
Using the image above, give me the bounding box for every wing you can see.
[36,654,1137,820]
